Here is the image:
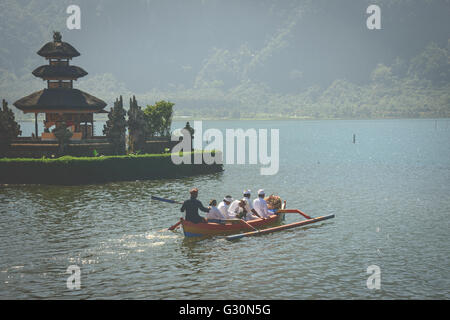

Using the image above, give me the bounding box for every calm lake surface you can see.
[1,119,449,299]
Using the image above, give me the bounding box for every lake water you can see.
[1,119,449,299]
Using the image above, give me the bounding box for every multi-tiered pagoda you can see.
[14,32,107,140]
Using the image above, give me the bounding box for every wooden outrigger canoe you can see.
[181,211,285,238]
[179,207,334,238]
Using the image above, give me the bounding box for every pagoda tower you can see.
[14,32,107,140]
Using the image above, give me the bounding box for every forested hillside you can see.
[0,0,449,119]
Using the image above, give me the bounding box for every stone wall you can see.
[2,137,180,158]
[4,139,115,158]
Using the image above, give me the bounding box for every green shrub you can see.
[0,151,223,185]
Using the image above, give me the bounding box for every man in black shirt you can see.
[181,188,210,223]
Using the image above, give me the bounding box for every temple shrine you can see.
[14,32,107,141]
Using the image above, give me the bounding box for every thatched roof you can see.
[32,65,88,80]
[37,32,80,59]
[14,89,107,113]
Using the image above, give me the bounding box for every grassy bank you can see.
[0,151,223,185]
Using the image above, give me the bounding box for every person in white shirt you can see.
[228,199,251,219]
[253,189,271,218]
[242,189,263,221]
[206,199,226,222]
[227,199,242,219]
[218,195,233,219]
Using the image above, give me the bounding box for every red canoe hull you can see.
[181,213,285,237]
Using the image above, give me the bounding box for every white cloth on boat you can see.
[218,201,231,219]
[253,197,271,218]
[206,205,226,220]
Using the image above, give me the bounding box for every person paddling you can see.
[180,188,209,223]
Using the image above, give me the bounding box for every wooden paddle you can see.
[151,195,184,230]
[238,219,259,232]
[229,205,260,232]
[168,219,183,231]
[151,195,183,205]
[213,218,259,232]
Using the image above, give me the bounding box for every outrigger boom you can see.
[225,214,335,241]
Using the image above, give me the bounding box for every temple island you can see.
[0,32,222,185]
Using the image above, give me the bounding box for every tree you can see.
[371,63,395,86]
[143,100,174,137]
[103,96,127,155]
[127,96,148,153]
[391,57,408,78]
[231,110,241,119]
[0,99,21,156]
[408,42,450,86]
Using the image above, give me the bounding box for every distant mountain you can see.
[1,0,449,119]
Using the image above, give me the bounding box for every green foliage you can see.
[0,99,21,155]
[371,64,394,86]
[231,110,241,119]
[164,40,450,120]
[127,96,148,153]
[143,100,174,137]
[408,42,450,86]
[103,96,127,155]
[0,0,448,122]
[0,151,223,185]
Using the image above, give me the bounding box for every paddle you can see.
[151,195,184,230]
[168,219,183,231]
[238,219,259,232]
[151,195,183,205]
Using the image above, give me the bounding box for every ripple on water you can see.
[1,119,450,299]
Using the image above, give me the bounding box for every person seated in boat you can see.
[228,193,262,221]
[206,199,226,223]
[227,199,248,219]
[180,188,209,224]
[242,189,264,221]
[253,189,271,219]
[218,195,233,219]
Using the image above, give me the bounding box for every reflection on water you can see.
[1,119,450,299]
